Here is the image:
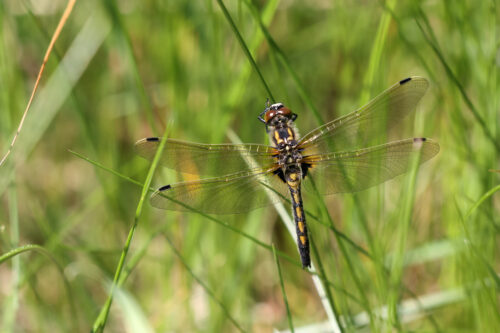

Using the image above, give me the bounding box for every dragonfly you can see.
[135,77,439,268]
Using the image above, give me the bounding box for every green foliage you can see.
[0,0,499,332]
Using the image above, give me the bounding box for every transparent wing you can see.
[302,138,439,195]
[150,166,289,214]
[299,77,429,154]
[135,137,278,176]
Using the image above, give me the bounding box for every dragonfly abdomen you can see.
[286,170,310,268]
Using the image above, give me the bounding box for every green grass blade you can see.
[309,235,344,333]
[464,184,500,220]
[414,6,500,153]
[117,230,161,287]
[387,153,422,329]
[273,244,294,333]
[227,0,280,107]
[242,0,324,124]
[216,0,275,102]
[164,235,246,332]
[306,209,372,259]
[102,1,157,134]
[460,184,500,289]
[359,0,396,104]
[381,2,436,82]
[91,123,172,332]
[455,200,500,330]
[308,177,374,328]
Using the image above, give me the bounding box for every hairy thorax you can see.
[267,116,303,183]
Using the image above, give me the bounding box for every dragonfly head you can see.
[258,102,298,125]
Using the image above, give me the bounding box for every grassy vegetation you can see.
[0,0,499,332]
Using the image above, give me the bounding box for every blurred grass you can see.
[0,0,499,332]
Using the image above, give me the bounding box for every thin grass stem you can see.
[273,244,295,333]
[91,123,173,332]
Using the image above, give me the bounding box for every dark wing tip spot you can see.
[413,137,427,142]
[158,185,171,191]
[146,137,160,142]
[399,77,412,85]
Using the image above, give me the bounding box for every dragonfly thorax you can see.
[270,121,303,178]
[269,121,299,148]
[265,103,302,167]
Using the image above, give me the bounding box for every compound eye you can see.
[278,107,292,117]
[264,103,292,123]
[264,109,276,122]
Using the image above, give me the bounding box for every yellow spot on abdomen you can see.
[299,235,307,245]
[298,220,304,233]
[296,207,303,220]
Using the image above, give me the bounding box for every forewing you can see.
[299,77,429,154]
[135,138,277,175]
[302,138,439,195]
[150,167,289,214]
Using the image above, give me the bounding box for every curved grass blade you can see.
[2,182,20,332]
[464,184,500,221]
[0,244,78,332]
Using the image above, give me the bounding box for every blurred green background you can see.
[0,0,499,332]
